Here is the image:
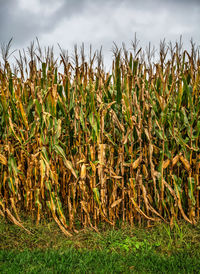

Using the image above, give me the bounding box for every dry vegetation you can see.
[0,37,200,235]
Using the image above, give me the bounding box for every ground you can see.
[1,217,200,273]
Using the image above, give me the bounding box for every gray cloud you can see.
[0,0,63,46]
[0,0,199,69]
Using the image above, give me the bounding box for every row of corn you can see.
[0,39,200,235]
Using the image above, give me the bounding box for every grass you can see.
[1,216,200,273]
[1,248,200,273]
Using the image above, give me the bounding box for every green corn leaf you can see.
[53,144,77,179]
[93,187,101,206]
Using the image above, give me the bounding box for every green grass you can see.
[1,248,200,273]
[1,217,200,273]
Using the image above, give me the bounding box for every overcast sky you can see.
[0,0,200,70]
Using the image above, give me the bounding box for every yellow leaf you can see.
[163,159,170,169]
[110,199,122,208]
[19,101,29,130]
[80,164,87,180]
[180,155,191,171]
[132,157,142,169]
[172,155,179,166]
[0,154,7,165]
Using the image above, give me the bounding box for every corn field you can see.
[0,38,200,235]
